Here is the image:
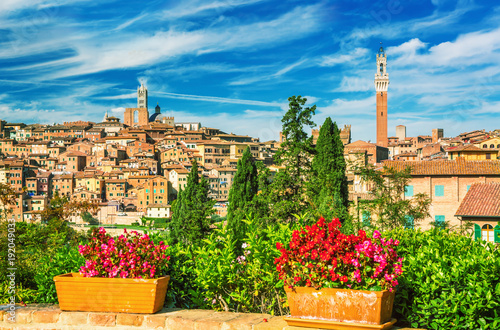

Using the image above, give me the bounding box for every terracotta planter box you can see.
[54,273,170,313]
[284,286,396,330]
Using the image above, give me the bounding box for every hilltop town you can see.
[1,48,499,243]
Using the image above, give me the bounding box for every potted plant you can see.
[54,227,170,313]
[275,217,403,329]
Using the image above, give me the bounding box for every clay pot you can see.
[284,286,396,330]
[54,273,170,313]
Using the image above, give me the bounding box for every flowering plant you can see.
[275,217,403,292]
[79,227,170,279]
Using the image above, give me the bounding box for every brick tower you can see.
[375,45,389,147]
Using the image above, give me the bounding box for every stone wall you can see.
[0,305,419,330]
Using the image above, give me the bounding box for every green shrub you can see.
[164,242,197,309]
[34,245,84,303]
[385,228,500,330]
[166,215,299,314]
[0,282,39,304]
[0,221,84,292]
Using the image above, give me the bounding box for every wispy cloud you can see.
[154,91,282,107]
[321,48,369,66]
[229,59,308,86]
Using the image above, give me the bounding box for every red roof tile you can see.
[383,158,500,176]
[455,183,500,217]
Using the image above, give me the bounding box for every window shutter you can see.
[435,215,445,229]
[404,215,414,230]
[362,211,371,227]
[435,185,444,197]
[494,225,500,243]
[474,224,481,241]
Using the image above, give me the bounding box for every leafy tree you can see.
[169,160,215,245]
[227,147,258,242]
[0,182,19,221]
[38,191,99,235]
[357,165,431,231]
[81,212,98,225]
[269,95,316,222]
[309,117,349,221]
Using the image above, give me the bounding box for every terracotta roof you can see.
[446,144,483,152]
[455,183,500,217]
[383,159,500,176]
[346,140,377,147]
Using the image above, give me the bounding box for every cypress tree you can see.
[310,117,349,220]
[169,160,215,245]
[227,146,258,242]
[269,95,316,223]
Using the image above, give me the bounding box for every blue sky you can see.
[1,0,500,142]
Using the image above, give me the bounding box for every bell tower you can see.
[375,45,389,147]
[138,83,148,109]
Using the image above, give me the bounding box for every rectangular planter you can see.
[54,273,170,313]
[284,286,395,326]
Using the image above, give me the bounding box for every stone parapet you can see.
[0,305,420,330]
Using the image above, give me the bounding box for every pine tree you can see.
[227,147,258,242]
[269,95,316,223]
[310,117,349,220]
[169,160,215,245]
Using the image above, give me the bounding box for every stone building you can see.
[384,158,500,229]
[455,183,500,242]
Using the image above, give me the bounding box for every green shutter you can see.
[435,185,444,197]
[404,215,414,230]
[404,185,414,197]
[466,185,471,192]
[362,211,371,227]
[474,224,481,241]
[494,225,500,243]
[435,215,445,229]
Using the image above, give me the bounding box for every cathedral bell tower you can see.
[138,83,148,109]
[375,45,389,147]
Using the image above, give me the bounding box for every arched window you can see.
[482,224,494,242]
[483,145,487,148]
[134,110,139,123]
[379,63,383,74]
[497,144,500,148]
[490,144,495,148]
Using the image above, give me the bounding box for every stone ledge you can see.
[0,305,421,330]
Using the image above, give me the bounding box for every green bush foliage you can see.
[165,215,301,314]
[34,245,84,303]
[5,217,500,328]
[385,228,500,330]
[0,221,84,291]
[0,281,39,304]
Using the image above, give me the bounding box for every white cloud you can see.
[229,59,308,86]
[321,48,369,66]
[334,74,373,92]
[110,107,125,115]
[154,91,282,107]
[161,0,266,20]
[17,4,323,80]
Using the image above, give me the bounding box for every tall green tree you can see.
[227,147,258,241]
[170,160,215,245]
[310,117,349,221]
[269,95,316,223]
